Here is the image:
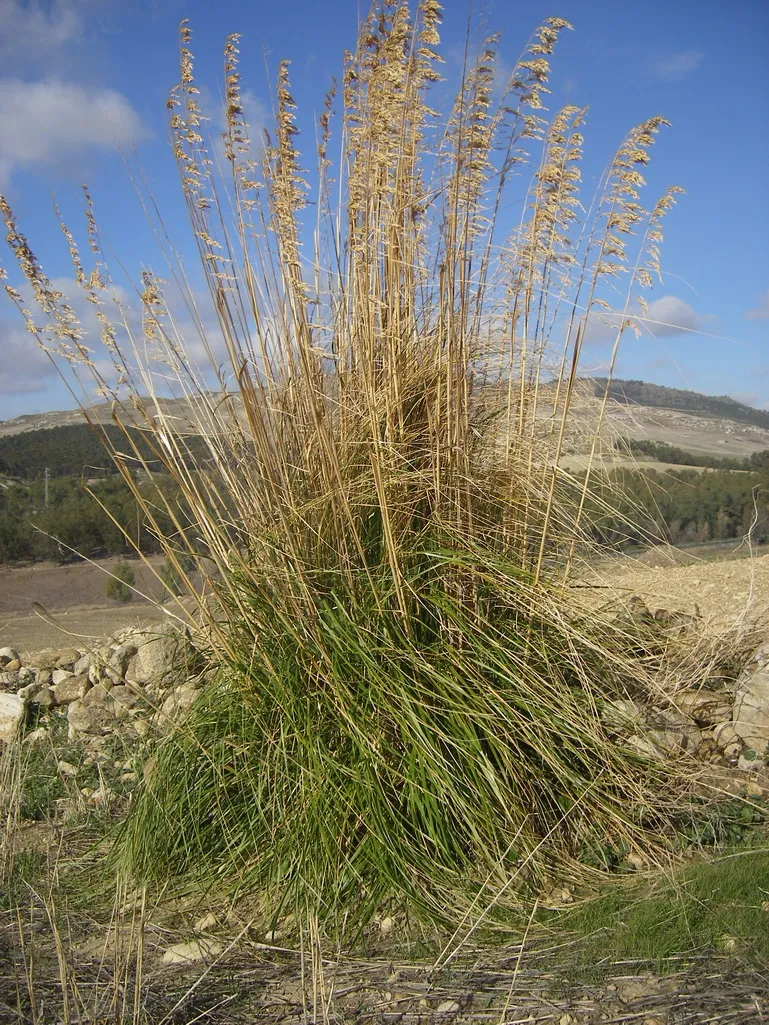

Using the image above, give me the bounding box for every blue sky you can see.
[0,0,767,419]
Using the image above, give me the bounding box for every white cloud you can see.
[0,78,145,188]
[0,0,82,65]
[582,294,713,347]
[648,49,703,83]
[642,295,713,336]
[746,289,769,321]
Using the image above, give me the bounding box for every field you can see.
[0,556,173,653]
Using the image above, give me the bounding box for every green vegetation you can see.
[584,466,769,547]
[551,843,769,972]
[593,378,769,431]
[0,473,187,562]
[105,560,135,603]
[0,422,209,479]
[621,438,769,471]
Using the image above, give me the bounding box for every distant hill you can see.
[0,423,207,479]
[591,379,769,431]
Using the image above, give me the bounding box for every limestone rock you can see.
[53,673,91,705]
[160,684,199,719]
[125,633,187,689]
[0,692,26,744]
[731,643,769,756]
[0,647,20,665]
[673,688,733,726]
[52,669,74,688]
[162,939,223,965]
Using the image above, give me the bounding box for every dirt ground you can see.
[581,546,769,631]
[2,545,768,656]
[0,556,180,655]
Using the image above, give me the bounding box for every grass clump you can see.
[1,2,697,935]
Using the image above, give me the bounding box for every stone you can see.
[738,751,763,772]
[17,680,44,703]
[52,669,74,688]
[160,684,198,719]
[125,633,189,690]
[436,1001,461,1014]
[110,686,138,711]
[0,647,20,666]
[0,671,19,689]
[0,692,26,744]
[601,698,644,731]
[731,645,769,756]
[81,683,113,706]
[67,697,115,737]
[73,653,94,676]
[53,673,91,705]
[109,641,138,677]
[3,659,22,673]
[57,759,79,778]
[35,687,57,710]
[627,729,688,759]
[673,688,734,726]
[162,939,223,965]
[714,721,742,749]
[379,916,395,937]
[195,912,219,933]
[51,648,81,670]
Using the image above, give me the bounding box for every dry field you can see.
[0,556,174,654]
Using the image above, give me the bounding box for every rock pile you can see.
[0,630,205,748]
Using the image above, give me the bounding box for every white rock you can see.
[195,912,219,933]
[673,689,734,726]
[732,645,769,755]
[17,681,43,702]
[53,673,91,705]
[52,669,74,688]
[162,939,223,965]
[379,916,395,936]
[0,647,20,665]
[126,633,187,689]
[57,759,79,778]
[436,1000,461,1014]
[0,692,26,744]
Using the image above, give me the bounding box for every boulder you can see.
[125,633,189,690]
[160,684,199,719]
[52,669,74,688]
[53,673,91,705]
[731,642,769,756]
[673,689,734,726]
[67,697,115,737]
[0,692,26,744]
[109,641,139,677]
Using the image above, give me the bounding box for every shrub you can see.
[105,560,135,603]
